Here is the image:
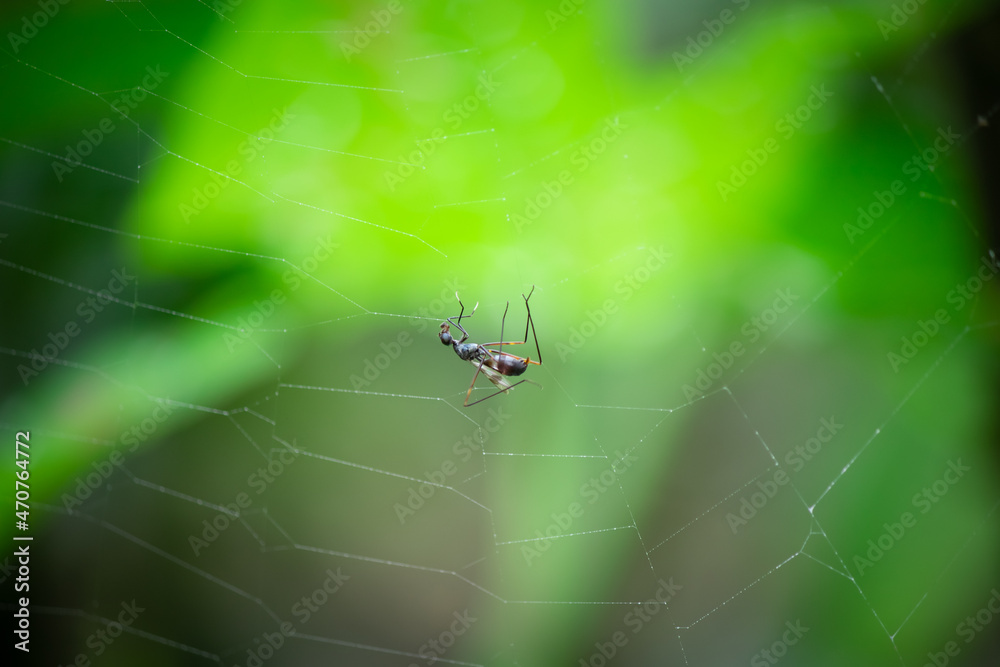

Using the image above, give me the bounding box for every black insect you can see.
[439,286,542,407]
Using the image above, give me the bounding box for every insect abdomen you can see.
[492,354,528,376]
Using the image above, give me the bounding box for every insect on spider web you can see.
[438,286,543,407]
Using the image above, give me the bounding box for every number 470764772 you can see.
[15,432,30,526]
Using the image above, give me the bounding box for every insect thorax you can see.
[453,343,481,361]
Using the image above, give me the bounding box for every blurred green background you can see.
[1,0,999,665]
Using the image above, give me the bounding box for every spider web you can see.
[1,0,999,665]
